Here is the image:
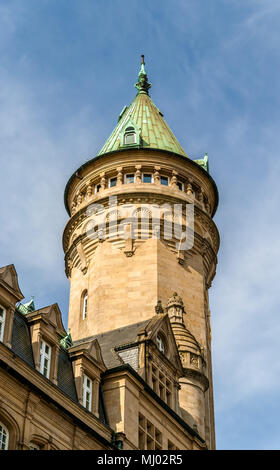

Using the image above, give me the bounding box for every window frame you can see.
[142,173,154,184]
[94,184,101,194]
[82,374,93,412]
[0,305,6,342]
[0,422,9,450]
[39,339,52,379]
[124,173,135,184]
[109,177,117,188]
[29,443,41,450]
[82,292,88,320]
[160,176,169,186]
[176,181,184,191]
[156,335,165,354]
[124,126,136,146]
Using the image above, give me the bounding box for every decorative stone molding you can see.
[182,368,209,392]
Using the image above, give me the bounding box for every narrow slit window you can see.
[95,184,101,193]
[82,292,88,320]
[0,306,6,342]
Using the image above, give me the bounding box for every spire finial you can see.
[135,54,151,95]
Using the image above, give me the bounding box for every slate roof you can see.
[11,310,35,368]
[10,309,108,425]
[73,319,152,368]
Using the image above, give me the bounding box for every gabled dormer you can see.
[136,314,183,414]
[0,264,24,348]
[68,338,106,417]
[24,303,66,385]
[120,118,141,149]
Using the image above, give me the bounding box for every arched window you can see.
[82,291,88,320]
[124,127,136,145]
[0,422,9,450]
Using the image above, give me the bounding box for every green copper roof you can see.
[60,330,73,350]
[97,56,188,158]
[17,296,35,315]
[194,153,209,172]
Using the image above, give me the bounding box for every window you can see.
[95,184,101,193]
[29,443,41,450]
[125,174,135,184]
[82,292,88,320]
[0,306,6,342]
[124,127,136,145]
[160,176,169,186]
[142,173,153,183]
[109,177,117,188]
[138,414,162,450]
[83,374,93,412]
[39,340,51,379]
[156,335,165,354]
[176,181,184,191]
[0,423,9,450]
[168,440,179,450]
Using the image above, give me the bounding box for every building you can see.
[0,57,219,450]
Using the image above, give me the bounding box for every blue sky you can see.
[1,0,280,450]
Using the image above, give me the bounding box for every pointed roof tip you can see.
[135,54,151,95]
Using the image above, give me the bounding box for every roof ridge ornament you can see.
[135,55,151,95]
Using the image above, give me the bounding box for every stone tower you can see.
[63,57,219,449]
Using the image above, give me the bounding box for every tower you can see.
[63,57,219,449]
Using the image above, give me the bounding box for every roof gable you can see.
[0,264,24,301]
[25,303,66,337]
[143,314,183,373]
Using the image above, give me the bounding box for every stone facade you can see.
[0,59,219,450]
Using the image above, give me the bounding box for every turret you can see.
[63,57,219,448]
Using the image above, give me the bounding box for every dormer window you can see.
[124,127,136,145]
[83,374,93,412]
[156,335,165,354]
[0,306,6,342]
[39,340,51,379]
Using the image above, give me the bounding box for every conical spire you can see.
[97,56,188,157]
[135,55,151,95]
